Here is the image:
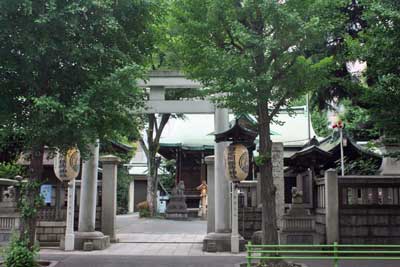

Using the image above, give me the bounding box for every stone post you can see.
[205,156,215,233]
[231,182,239,254]
[128,181,134,213]
[75,141,110,250]
[100,155,121,243]
[325,169,339,244]
[64,180,75,251]
[272,143,284,229]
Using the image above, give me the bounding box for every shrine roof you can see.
[158,106,317,151]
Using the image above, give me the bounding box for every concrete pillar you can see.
[75,141,110,250]
[272,143,284,229]
[78,141,99,232]
[100,155,121,242]
[128,181,134,213]
[325,169,339,244]
[214,108,230,232]
[205,156,215,233]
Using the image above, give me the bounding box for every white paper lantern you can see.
[224,143,249,182]
[53,148,80,182]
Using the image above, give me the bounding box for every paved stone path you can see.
[116,213,207,243]
[41,243,244,257]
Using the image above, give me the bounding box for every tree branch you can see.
[154,113,171,145]
[139,137,149,161]
[270,94,289,119]
[225,27,244,53]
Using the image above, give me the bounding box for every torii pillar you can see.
[203,108,233,252]
[75,141,110,250]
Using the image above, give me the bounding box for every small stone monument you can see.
[166,181,188,220]
[279,187,318,244]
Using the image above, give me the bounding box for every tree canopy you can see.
[0,0,158,156]
[0,0,160,250]
[170,0,340,252]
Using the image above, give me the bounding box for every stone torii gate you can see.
[76,70,235,251]
[137,71,233,251]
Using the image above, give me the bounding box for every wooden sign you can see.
[53,148,80,182]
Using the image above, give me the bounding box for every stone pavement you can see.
[116,213,207,234]
[41,242,244,257]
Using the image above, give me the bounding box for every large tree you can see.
[171,0,336,256]
[0,0,158,249]
[352,0,400,142]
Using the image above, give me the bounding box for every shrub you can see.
[3,237,39,267]
[137,201,150,218]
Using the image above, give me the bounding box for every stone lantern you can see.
[214,119,257,253]
[215,119,257,182]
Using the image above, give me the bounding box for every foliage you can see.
[3,236,39,267]
[116,167,133,215]
[311,108,331,138]
[342,156,381,175]
[0,0,160,252]
[170,0,340,253]
[0,162,25,179]
[18,180,44,221]
[158,159,176,192]
[0,0,158,157]
[339,99,379,141]
[346,0,400,142]
[137,201,150,218]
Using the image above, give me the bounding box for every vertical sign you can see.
[40,184,53,204]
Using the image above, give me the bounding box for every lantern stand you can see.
[215,119,257,253]
[53,148,81,251]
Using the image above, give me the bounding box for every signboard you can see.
[53,148,81,182]
[40,184,52,204]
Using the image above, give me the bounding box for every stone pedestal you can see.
[75,141,110,250]
[203,232,246,252]
[166,181,188,220]
[165,195,188,220]
[279,187,318,245]
[100,155,121,243]
[74,231,110,251]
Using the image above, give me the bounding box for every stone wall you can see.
[36,221,66,246]
[340,208,400,244]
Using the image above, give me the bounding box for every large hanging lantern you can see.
[224,143,249,182]
[54,148,81,182]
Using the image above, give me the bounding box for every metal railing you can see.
[246,242,400,267]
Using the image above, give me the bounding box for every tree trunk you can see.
[20,145,45,250]
[146,154,157,216]
[258,102,279,245]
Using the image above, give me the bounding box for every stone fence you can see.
[0,180,103,247]
[337,175,400,244]
[237,170,400,245]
